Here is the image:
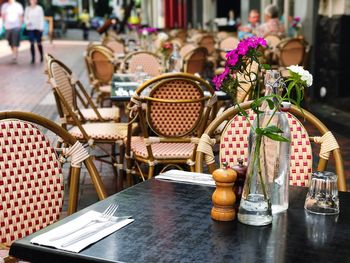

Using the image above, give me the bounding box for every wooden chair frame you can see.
[183,47,208,75]
[195,101,346,191]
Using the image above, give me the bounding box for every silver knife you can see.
[60,217,132,248]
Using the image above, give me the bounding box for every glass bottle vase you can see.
[237,133,273,226]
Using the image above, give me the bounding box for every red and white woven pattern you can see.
[0,120,64,246]
[130,137,194,159]
[180,43,196,58]
[220,112,312,186]
[219,37,239,59]
[69,122,128,140]
[128,53,161,77]
[148,80,203,137]
[105,40,124,54]
[51,61,75,116]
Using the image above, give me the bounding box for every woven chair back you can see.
[217,31,229,42]
[220,111,313,186]
[219,36,239,60]
[198,34,216,55]
[183,47,208,75]
[265,35,281,50]
[180,43,196,58]
[146,78,204,137]
[123,51,161,77]
[0,120,64,246]
[103,39,125,54]
[49,59,77,118]
[278,38,305,67]
[88,45,115,84]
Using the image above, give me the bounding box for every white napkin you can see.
[156,170,215,187]
[204,91,227,96]
[30,211,133,253]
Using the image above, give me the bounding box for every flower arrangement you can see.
[139,27,158,36]
[212,36,313,225]
[159,41,174,58]
[212,36,269,102]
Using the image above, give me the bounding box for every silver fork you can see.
[50,204,119,241]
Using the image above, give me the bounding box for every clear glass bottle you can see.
[237,70,290,226]
[265,70,291,214]
[167,44,183,72]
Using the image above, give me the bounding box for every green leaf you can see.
[255,127,264,135]
[261,64,271,70]
[264,133,290,142]
[263,125,284,134]
[266,99,275,110]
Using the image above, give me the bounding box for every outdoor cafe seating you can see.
[1,17,350,263]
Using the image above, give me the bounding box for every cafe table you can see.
[110,74,231,102]
[9,179,350,262]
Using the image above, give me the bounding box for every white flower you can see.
[157,32,169,42]
[142,29,148,36]
[286,65,313,87]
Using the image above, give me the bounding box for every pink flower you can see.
[213,67,230,90]
[226,50,239,67]
[237,42,249,55]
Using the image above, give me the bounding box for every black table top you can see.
[10,180,350,263]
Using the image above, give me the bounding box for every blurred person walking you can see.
[1,0,24,63]
[79,9,90,40]
[24,0,44,64]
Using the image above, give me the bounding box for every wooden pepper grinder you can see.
[232,158,247,205]
[211,163,237,221]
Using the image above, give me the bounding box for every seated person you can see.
[256,4,284,38]
[238,9,260,39]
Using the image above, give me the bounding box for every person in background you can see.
[79,9,90,40]
[256,4,284,38]
[238,9,260,40]
[1,0,24,63]
[24,0,44,64]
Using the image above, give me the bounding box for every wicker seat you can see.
[46,56,135,191]
[121,51,162,77]
[0,111,107,261]
[102,37,125,55]
[46,54,120,123]
[126,73,218,183]
[195,101,346,191]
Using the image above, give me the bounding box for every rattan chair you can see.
[183,47,208,75]
[195,101,346,191]
[46,54,120,123]
[86,44,119,105]
[121,51,162,77]
[125,73,218,183]
[102,37,125,55]
[0,111,108,261]
[218,36,239,61]
[179,43,197,58]
[276,38,307,67]
[46,57,136,191]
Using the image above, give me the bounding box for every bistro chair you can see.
[46,57,136,191]
[121,51,162,77]
[179,43,197,58]
[183,47,208,75]
[216,31,229,42]
[195,101,346,191]
[125,73,218,184]
[0,111,108,261]
[102,36,125,56]
[46,54,120,123]
[218,36,239,62]
[86,44,119,105]
[276,38,307,67]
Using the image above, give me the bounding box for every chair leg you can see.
[84,158,108,200]
[148,165,155,179]
[68,167,81,215]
